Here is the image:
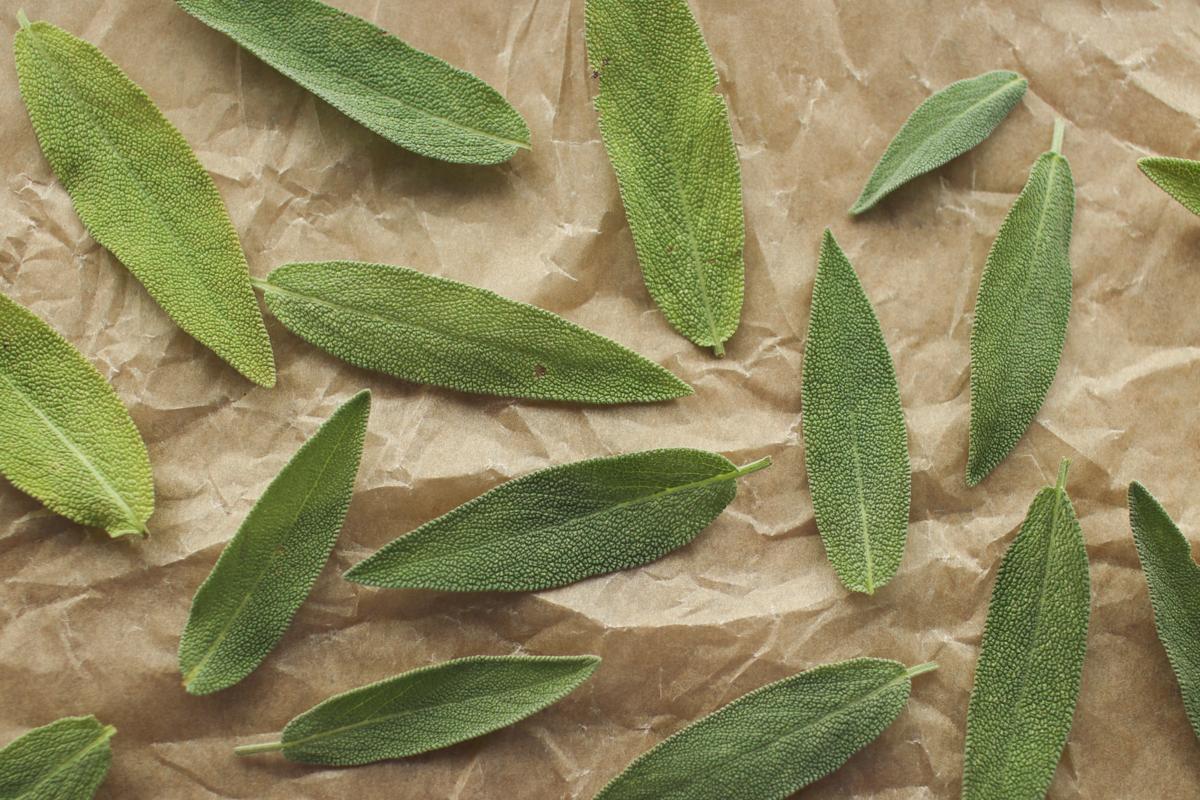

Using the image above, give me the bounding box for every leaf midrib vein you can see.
[0,369,139,531]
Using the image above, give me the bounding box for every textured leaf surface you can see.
[1139,157,1200,216]
[963,462,1090,800]
[850,70,1026,214]
[0,293,153,537]
[179,391,369,695]
[235,655,599,766]
[258,261,691,404]
[174,0,529,164]
[968,129,1074,486]
[594,658,935,800]
[346,449,768,591]
[13,18,275,387]
[801,231,910,594]
[585,0,744,355]
[0,716,114,800]
[1128,482,1200,740]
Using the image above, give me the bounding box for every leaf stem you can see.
[1056,458,1072,492]
[1051,118,1065,155]
[234,740,285,757]
[905,661,939,678]
[734,456,772,478]
[249,277,271,292]
[711,341,725,358]
[17,9,30,29]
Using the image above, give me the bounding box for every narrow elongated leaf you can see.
[345,449,769,592]
[179,391,369,695]
[1138,157,1200,217]
[963,461,1090,800]
[968,122,1074,486]
[234,655,599,765]
[0,293,153,537]
[850,70,1027,214]
[13,16,275,387]
[595,658,936,800]
[173,0,529,165]
[257,261,691,404]
[585,0,744,356]
[0,716,115,800]
[1128,482,1200,740]
[801,230,910,594]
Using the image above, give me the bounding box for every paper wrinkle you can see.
[3,0,1200,797]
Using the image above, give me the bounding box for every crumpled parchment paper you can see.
[3,1,1200,797]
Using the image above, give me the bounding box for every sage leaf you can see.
[1128,481,1200,740]
[1138,157,1200,217]
[13,15,276,387]
[850,70,1027,214]
[801,230,910,594]
[179,390,369,696]
[0,293,153,538]
[173,0,530,165]
[585,0,744,356]
[0,716,115,800]
[963,460,1089,800]
[968,121,1074,486]
[234,654,599,765]
[344,449,769,592]
[256,261,691,405]
[594,658,936,800]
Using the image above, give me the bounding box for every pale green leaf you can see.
[179,390,370,695]
[963,460,1090,800]
[850,70,1027,214]
[0,292,153,537]
[585,0,744,356]
[0,716,115,800]
[801,230,910,594]
[234,655,599,766]
[256,261,691,404]
[13,17,276,387]
[968,122,1074,486]
[595,658,936,800]
[173,0,529,165]
[1128,481,1200,741]
[1138,157,1200,217]
[345,449,769,592]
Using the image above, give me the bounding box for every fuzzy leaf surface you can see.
[1139,157,1200,216]
[0,716,115,800]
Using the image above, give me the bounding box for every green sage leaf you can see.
[173,0,529,165]
[256,261,691,405]
[179,390,370,695]
[595,658,936,800]
[0,292,153,537]
[344,449,769,592]
[801,230,910,594]
[850,70,1027,214]
[968,122,1074,486]
[1138,157,1200,217]
[585,0,744,356]
[963,460,1090,800]
[234,654,599,766]
[13,16,276,387]
[1128,481,1200,740]
[0,716,115,800]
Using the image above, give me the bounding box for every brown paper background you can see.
[2,0,1199,797]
